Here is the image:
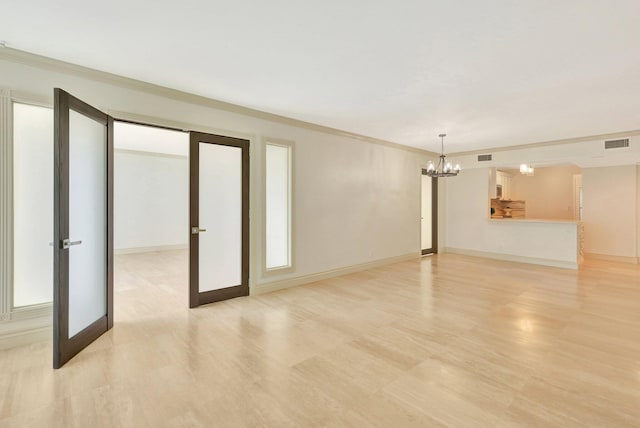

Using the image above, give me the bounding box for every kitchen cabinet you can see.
[496,170,513,200]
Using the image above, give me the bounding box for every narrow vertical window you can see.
[13,103,54,307]
[265,141,292,271]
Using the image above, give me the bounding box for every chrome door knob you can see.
[61,239,82,249]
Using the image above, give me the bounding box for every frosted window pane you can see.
[421,175,432,249]
[68,110,107,338]
[199,143,242,292]
[265,144,290,269]
[13,103,54,307]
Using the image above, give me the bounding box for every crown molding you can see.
[450,129,640,157]
[0,47,436,157]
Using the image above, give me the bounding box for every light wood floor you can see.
[1,251,640,427]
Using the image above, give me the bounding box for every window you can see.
[264,140,293,272]
[13,102,54,307]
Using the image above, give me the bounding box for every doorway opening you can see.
[421,170,438,255]
[573,173,583,221]
[13,89,252,367]
[113,121,190,319]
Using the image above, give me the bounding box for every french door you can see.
[189,132,249,307]
[53,89,113,368]
[421,171,438,255]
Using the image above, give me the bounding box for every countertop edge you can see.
[488,218,580,224]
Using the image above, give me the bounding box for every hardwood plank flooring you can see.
[1,251,640,427]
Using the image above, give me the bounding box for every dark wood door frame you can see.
[421,170,438,255]
[189,132,250,308]
[53,88,114,369]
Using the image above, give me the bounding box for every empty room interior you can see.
[113,122,191,318]
[1,1,640,426]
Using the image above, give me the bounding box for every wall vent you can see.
[477,154,493,162]
[604,138,629,149]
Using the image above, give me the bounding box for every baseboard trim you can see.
[444,247,578,270]
[251,252,420,296]
[115,244,187,255]
[10,302,52,320]
[584,252,639,264]
[0,326,51,350]
[0,315,52,350]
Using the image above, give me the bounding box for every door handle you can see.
[62,239,82,249]
[191,227,207,235]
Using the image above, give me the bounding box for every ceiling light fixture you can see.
[426,134,460,178]
[520,163,534,176]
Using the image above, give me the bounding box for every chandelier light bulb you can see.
[520,163,534,176]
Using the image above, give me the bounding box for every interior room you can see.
[1,1,640,426]
[113,122,190,317]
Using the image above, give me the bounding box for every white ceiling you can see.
[3,0,640,153]
[114,122,188,156]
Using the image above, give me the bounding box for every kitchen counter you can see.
[468,218,584,269]
[489,217,579,224]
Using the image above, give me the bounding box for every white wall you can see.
[511,165,582,220]
[114,150,189,251]
[447,134,640,263]
[292,138,422,274]
[446,168,579,267]
[448,135,640,172]
[0,53,430,294]
[582,165,637,259]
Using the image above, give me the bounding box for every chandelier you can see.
[426,134,461,178]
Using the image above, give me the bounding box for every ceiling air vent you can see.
[604,138,629,149]
[477,154,493,162]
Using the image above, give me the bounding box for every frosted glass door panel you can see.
[265,144,290,269]
[68,110,107,338]
[13,103,54,307]
[198,143,242,292]
[421,175,432,250]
